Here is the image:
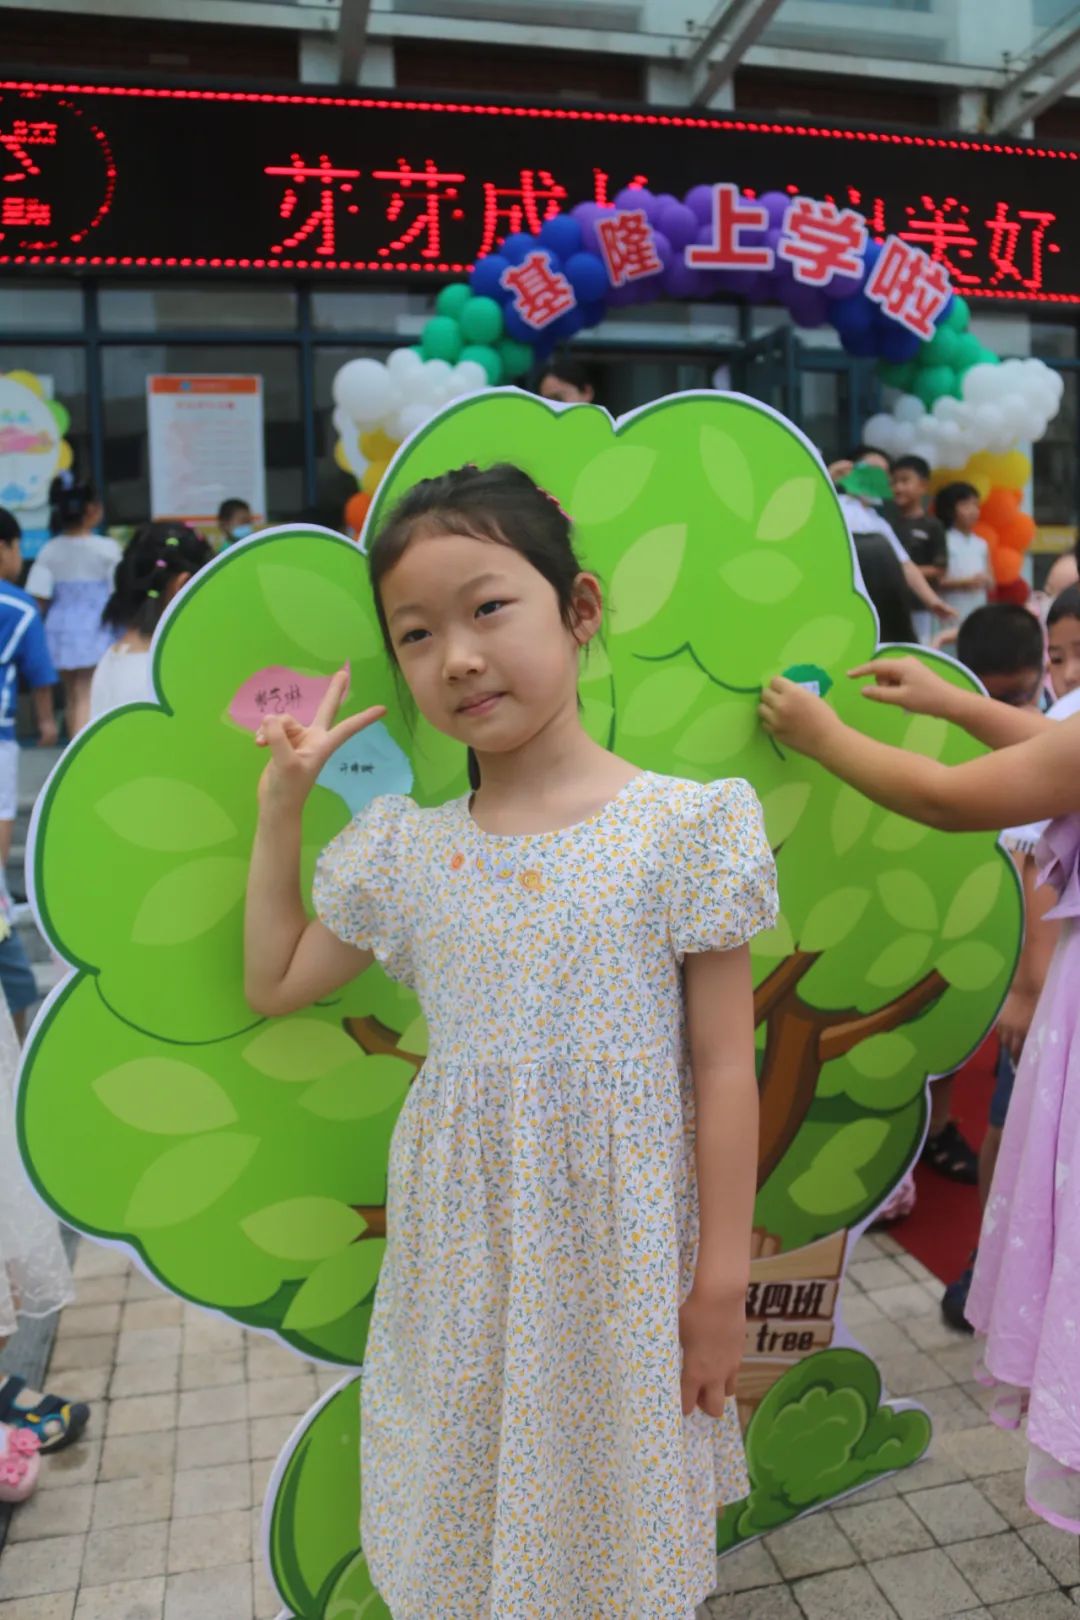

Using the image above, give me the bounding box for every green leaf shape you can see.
[754,914,795,958]
[398,1014,429,1055]
[258,562,379,663]
[93,1058,237,1135]
[96,777,236,852]
[756,477,817,542]
[675,700,757,766]
[800,889,870,952]
[760,783,811,848]
[943,860,1005,940]
[700,423,755,521]
[789,1119,890,1213]
[243,1020,360,1083]
[865,933,933,988]
[902,714,948,759]
[132,856,248,947]
[126,1134,258,1229]
[301,1055,412,1121]
[831,787,872,856]
[242,1197,366,1262]
[872,813,930,853]
[325,1552,390,1619]
[720,552,803,605]
[283,1239,386,1331]
[267,1379,364,1617]
[848,1032,916,1080]
[620,666,708,737]
[939,941,1007,992]
[778,616,855,671]
[569,444,656,525]
[609,524,686,634]
[876,871,939,933]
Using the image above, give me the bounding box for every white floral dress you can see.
[314,771,778,1620]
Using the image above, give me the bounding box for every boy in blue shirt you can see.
[0,508,58,1036]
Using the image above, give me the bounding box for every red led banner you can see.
[0,78,1076,302]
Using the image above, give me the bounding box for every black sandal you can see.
[0,1375,90,1455]
[921,1120,979,1185]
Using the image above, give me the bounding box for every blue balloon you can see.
[539,214,584,259]
[580,300,607,328]
[547,305,586,341]
[501,232,539,265]
[830,291,875,337]
[840,326,880,357]
[564,251,610,304]
[469,253,511,300]
[877,322,921,363]
[502,304,543,345]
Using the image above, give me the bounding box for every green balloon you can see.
[952,331,988,372]
[459,296,504,345]
[877,360,917,391]
[459,342,504,384]
[419,315,463,363]
[944,295,971,333]
[914,365,958,407]
[498,338,535,380]
[435,283,473,321]
[919,325,960,368]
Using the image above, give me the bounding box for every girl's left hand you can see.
[759,676,840,757]
[679,1288,745,1417]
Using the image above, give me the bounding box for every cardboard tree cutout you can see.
[18,390,1019,1615]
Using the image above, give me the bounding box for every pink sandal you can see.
[0,1422,41,1503]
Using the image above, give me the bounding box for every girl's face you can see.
[954,495,981,532]
[1048,612,1080,699]
[380,531,602,757]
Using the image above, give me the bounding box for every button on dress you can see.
[314,770,778,1619]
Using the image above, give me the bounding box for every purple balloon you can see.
[649,229,673,271]
[822,266,865,301]
[684,184,717,223]
[784,281,830,327]
[664,258,711,299]
[614,185,662,224]
[655,198,697,250]
[605,279,640,308]
[569,201,606,254]
[759,190,792,229]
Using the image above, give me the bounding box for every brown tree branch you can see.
[344,1014,425,1066]
[753,949,819,1026]
[817,970,948,1064]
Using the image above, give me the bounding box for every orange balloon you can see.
[992,577,1030,606]
[975,520,999,549]
[344,491,371,537]
[993,545,1024,586]
[1001,511,1036,553]
[979,486,1021,531]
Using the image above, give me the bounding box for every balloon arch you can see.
[333,182,1062,586]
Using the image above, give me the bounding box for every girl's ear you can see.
[570,572,604,647]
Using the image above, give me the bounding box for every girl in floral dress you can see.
[761,655,1080,1533]
[245,464,778,1618]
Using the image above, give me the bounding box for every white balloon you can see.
[453,360,489,393]
[863,414,897,447]
[963,364,1004,405]
[910,441,937,467]
[398,400,434,438]
[331,405,352,439]
[932,396,962,424]
[894,394,925,425]
[332,358,396,427]
[422,358,453,386]
[386,347,424,379]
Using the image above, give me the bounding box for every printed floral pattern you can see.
[314,771,778,1619]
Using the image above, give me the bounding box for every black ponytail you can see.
[367,463,586,788]
[49,472,97,536]
[102,521,213,636]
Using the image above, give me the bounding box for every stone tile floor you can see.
[0,1229,1077,1618]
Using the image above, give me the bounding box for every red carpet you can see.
[888,1035,998,1284]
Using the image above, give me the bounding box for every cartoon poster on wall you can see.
[17,389,1019,1615]
[0,370,73,556]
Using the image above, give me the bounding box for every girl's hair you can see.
[539,354,594,394]
[368,463,584,789]
[853,533,916,644]
[102,521,213,636]
[49,472,97,535]
[1048,582,1080,628]
[934,481,980,529]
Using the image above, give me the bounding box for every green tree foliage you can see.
[716,1349,931,1550]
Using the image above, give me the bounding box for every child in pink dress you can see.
[760,655,1080,1532]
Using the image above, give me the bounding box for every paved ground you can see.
[0,1228,1077,1619]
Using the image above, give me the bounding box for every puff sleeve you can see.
[666,778,778,959]
[312,794,415,987]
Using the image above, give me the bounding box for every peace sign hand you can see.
[256,666,387,813]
